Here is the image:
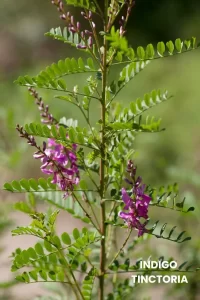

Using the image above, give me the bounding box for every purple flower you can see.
[118,160,151,237]
[121,188,132,210]
[34,136,79,196]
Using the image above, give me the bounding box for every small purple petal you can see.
[33,153,44,159]
[76,44,87,49]
[121,188,132,210]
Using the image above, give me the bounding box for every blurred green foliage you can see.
[0,1,200,299]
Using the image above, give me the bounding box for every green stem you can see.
[41,237,82,299]
[84,191,101,230]
[58,249,84,300]
[73,192,101,233]
[22,84,101,100]
[108,229,132,268]
[78,103,101,150]
[99,2,108,299]
[81,159,100,192]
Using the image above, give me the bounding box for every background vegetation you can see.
[0,1,200,299]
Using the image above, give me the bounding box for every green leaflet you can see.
[20,123,99,150]
[106,116,163,133]
[45,26,95,52]
[108,34,200,63]
[147,220,191,243]
[81,268,97,300]
[106,26,129,53]
[108,60,150,93]
[3,177,56,193]
[107,131,135,188]
[116,89,170,122]
[65,0,96,12]
[59,117,78,128]
[103,183,194,214]
[12,228,100,269]
[106,278,133,300]
[148,183,195,213]
[35,191,91,224]
[107,60,150,107]
[15,270,66,284]
[106,217,191,244]
[13,228,101,287]
[14,57,97,91]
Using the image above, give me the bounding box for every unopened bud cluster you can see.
[28,88,57,125]
[51,0,94,50]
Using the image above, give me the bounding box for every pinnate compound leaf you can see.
[106,116,163,133]
[45,27,95,53]
[148,221,191,243]
[117,89,170,122]
[35,191,91,224]
[3,178,56,193]
[81,268,96,300]
[15,57,97,91]
[112,36,199,64]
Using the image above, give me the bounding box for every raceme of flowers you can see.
[51,0,95,50]
[119,160,151,236]
[33,137,80,196]
[18,89,80,197]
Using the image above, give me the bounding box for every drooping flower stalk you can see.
[51,0,95,51]
[28,87,58,125]
[119,160,151,236]
[16,125,79,197]
[27,87,80,196]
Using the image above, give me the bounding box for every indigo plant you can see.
[3,1,200,299]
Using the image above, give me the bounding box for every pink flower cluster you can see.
[34,138,79,197]
[119,160,151,237]
[51,0,94,50]
[19,89,79,198]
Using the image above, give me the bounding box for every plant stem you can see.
[99,1,108,299]
[108,229,132,267]
[84,191,101,230]
[24,84,101,100]
[72,192,101,233]
[58,249,84,300]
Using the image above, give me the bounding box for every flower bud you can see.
[60,14,66,20]
[88,11,92,19]
[43,141,47,151]
[70,15,74,25]
[69,27,76,33]
[59,2,63,11]
[85,30,93,36]
[76,44,87,49]
[77,22,81,31]
[88,36,93,48]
